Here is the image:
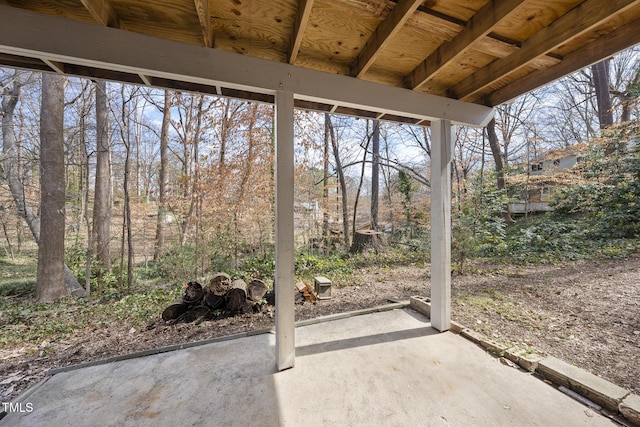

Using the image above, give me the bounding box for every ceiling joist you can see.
[193,0,214,48]
[350,0,423,78]
[289,0,314,64]
[484,16,640,106]
[450,0,640,100]
[405,0,527,89]
[79,0,122,29]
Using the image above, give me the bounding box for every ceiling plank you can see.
[350,0,423,77]
[289,0,314,64]
[449,0,640,100]
[0,5,494,126]
[405,0,527,89]
[79,0,122,29]
[193,0,214,48]
[484,17,640,106]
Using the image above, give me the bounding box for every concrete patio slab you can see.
[2,308,616,426]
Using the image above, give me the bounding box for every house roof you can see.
[0,0,639,125]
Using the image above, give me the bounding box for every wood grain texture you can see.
[350,0,423,77]
[193,0,213,47]
[80,0,122,28]
[405,0,528,89]
[288,0,314,64]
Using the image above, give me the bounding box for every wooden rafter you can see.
[193,0,214,48]
[484,17,640,106]
[350,0,423,78]
[449,0,640,100]
[79,0,122,28]
[405,0,527,89]
[289,0,314,64]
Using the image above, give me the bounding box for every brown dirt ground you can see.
[1,255,638,404]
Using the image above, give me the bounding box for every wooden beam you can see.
[430,119,453,332]
[0,5,493,126]
[405,0,527,89]
[449,0,640,100]
[350,0,423,78]
[289,0,314,64]
[193,0,214,48]
[79,0,122,29]
[484,17,640,106]
[42,58,65,74]
[138,73,152,86]
[275,90,296,371]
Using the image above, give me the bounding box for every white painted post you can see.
[430,119,453,332]
[275,90,296,370]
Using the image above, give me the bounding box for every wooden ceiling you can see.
[1,0,639,116]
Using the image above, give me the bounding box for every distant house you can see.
[508,145,585,215]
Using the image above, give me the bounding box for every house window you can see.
[531,163,543,172]
[553,159,560,166]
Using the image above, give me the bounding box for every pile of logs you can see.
[161,273,270,323]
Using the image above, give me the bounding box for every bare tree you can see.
[93,80,111,273]
[154,90,171,260]
[36,73,67,302]
[370,120,380,231]
[326,113,350,247]
[487,117,513,225]
[1,71,85,296]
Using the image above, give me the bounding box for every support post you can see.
[275,91,295,370]
[430,119,453,332]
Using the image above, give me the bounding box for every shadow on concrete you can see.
[296,326,435,357]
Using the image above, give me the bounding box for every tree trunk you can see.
[591,59,614,130]
[371,120,380,230]
[351,125,371,242]
[118,86,134,290]
[350,230,385,253]
[322,115,330,240]
[36,73,68,302]
[154,90,172,260]
[486,118,513,225]
[1,73,85,297]
[326,114,350,247]
[93,80,112,272]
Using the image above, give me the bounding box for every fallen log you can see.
[177,305,212,323]
[184,281,204,305]
[162,301,189,321]
[208,272,231,296]
[226,278,248,312]
[247,279,268,302]
[203,288,226,310]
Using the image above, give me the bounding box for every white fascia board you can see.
[0,5,494,127]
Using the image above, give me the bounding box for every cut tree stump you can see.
[209,272,231,296]
[350,230,385,253]
[226,278,248,312]
[247,279,268,302]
